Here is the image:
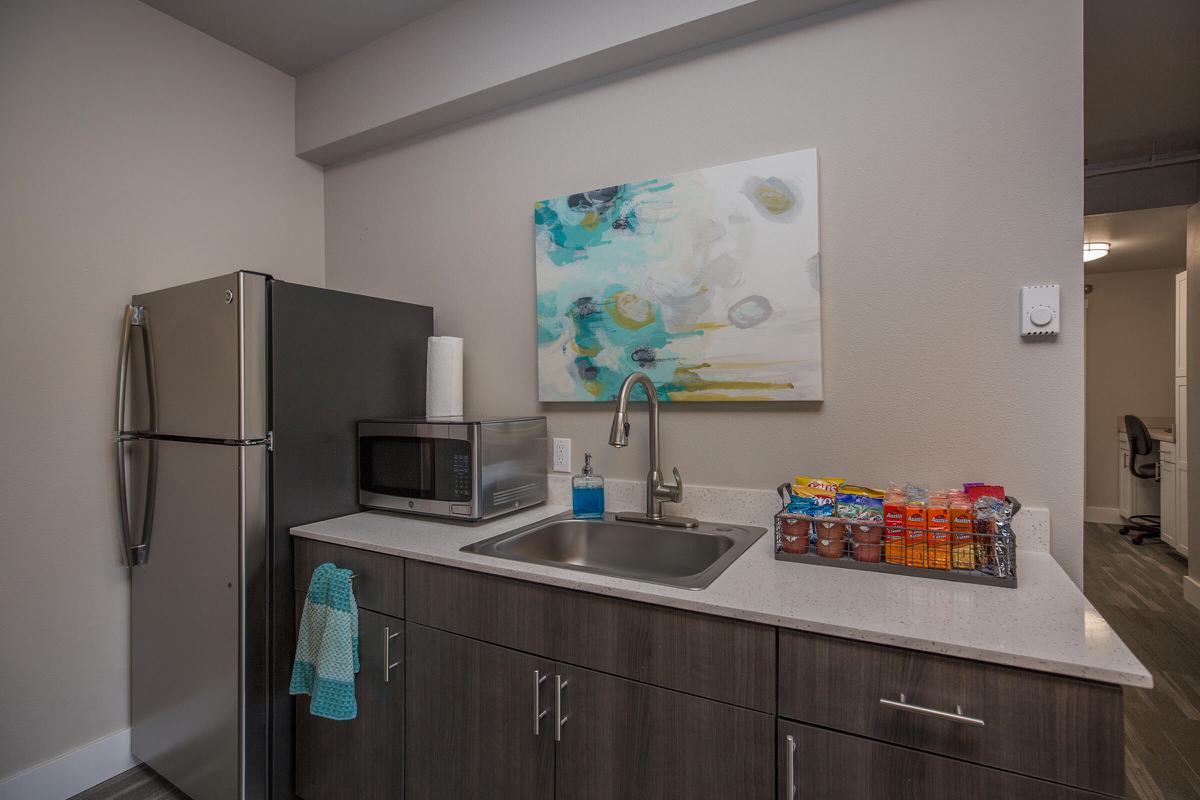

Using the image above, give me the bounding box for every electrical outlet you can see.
[552,437,571,473]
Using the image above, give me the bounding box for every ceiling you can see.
[1083,205,1190,274]
[140,0,458,76]
[1085,0,1200,164]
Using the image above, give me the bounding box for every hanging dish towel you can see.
[290,562,360,720]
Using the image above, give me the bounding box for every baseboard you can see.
[0,728,137,800]
[1085,506,1123,525]
[1185,576,1200,611]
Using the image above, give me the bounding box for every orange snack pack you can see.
[883,488,907,564]
[926,493,951,570]
[904,501,927,568]
[950,494,975,569]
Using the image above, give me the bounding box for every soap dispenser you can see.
[572,452,605,519]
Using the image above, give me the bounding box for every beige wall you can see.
[0,0,323,780]
[325,0,1087,578]
[1084,269,1180,512]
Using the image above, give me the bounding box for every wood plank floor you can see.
[67,764,186,800]
[1084,523,1200,800]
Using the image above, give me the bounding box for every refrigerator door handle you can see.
[116,438,157,566]
[115,304,159,566]
[115,304,159,434]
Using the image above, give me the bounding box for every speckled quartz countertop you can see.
[292,505,1151,688]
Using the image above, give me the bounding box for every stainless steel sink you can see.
[461,512,765,590]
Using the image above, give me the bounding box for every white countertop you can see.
[292,505,1151,688]
[1149,427,1175,443]
[1117,416,1174,443]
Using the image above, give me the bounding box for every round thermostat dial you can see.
[1029,305,1054,327]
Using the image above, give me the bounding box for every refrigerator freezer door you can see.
[130,437,269,800]
[126,272,267,440]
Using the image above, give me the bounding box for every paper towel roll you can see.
[426,336,464,418]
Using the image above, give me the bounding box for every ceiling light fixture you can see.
[1083,242,1110,262]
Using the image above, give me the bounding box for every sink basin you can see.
[461,512,765,590]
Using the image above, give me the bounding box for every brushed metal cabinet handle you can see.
[786,733,797,799]
[533,670,549,735]
[879,693,986,727]
[384,626,401,682]
[554,675,569,742]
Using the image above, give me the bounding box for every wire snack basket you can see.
[772,484,1019,588]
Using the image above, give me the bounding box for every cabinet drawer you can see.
[294,538,404,618]
[777,720,1115,800]
[777,630,1123,796]
[406,561,775,712]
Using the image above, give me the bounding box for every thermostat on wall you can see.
[1020,284,1060,336]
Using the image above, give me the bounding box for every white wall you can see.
[0,0,323,782]
[325,0,1087,579]
[1084,269,1179,514]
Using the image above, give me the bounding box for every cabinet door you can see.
[295,599,403,800]
[777,720,1112,800]
[1176,378,1188,468]
[1118,439,1133,519]
[1161,459,1177,546]
[1178,462,1189,556]
[405,624,554,800]
[1176,272,1187,378]
[555,663,774,800]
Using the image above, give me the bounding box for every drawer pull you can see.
[879,693,985,727]
[785,733,797,799]
[533,670,550,735]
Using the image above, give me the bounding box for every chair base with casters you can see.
[1119,514,1161,545]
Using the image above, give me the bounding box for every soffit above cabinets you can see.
[139,0,457,76]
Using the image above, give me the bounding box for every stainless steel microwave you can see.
[358,415,548,520]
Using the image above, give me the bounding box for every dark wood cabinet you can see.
[295,538,404,618]
[776,720,1114,800]
[294,596,403,800]
[290,540,1126,800]
[406,560,775,712]
[777,629,1124,796]
[405,623,555,800]
[555,663,774,800]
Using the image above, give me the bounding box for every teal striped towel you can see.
[290,562,360,720]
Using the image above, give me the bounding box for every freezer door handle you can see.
[115,304,159,566]
[115,304,158,434]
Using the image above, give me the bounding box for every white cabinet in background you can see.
[1118,433,1133,520]
[1161,443,1177,547]
[1179,461,1189,556]
[1176,378,1188,467]
[1176,272,1188,378]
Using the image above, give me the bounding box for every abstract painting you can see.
[534,148,821,402]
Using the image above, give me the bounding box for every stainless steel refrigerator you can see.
[115,271,432,800]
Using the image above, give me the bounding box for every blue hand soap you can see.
[572,452,605,519]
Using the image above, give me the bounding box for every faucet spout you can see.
[607,372,696,528]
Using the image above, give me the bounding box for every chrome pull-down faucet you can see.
[608,372,698,528]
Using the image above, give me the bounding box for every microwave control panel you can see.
[451,451,472,501]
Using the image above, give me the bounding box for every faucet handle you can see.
[669,467,684,503]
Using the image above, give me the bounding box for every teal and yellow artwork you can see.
[534,149,821,402]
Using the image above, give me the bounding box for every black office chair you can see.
[1119,414,1161,545]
